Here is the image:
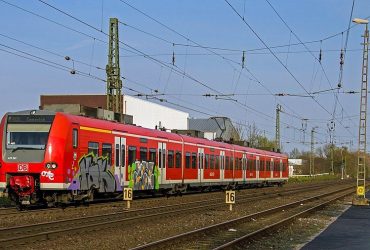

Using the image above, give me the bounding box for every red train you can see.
[0,110,288,208]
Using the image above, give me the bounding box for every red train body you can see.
[0,110,288,207]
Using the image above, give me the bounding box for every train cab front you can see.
[1,110,55,209]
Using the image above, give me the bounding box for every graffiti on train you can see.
[128,161,159,190]
[77,153,116,192]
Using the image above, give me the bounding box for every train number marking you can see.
[41,171,54,181]
[17,164,29,172]
[226,190,235,204]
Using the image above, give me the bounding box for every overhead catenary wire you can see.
[225,0,355,138]
[35,0,307,127]
[0,0,342,148]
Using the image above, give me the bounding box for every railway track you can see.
[0,180,348,218]
[130,185,355,250]
[0,182,350,248]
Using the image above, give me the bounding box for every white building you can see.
[40,94,189,131]
[123,95,189,130]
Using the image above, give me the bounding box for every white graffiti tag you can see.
[41,171,54,180]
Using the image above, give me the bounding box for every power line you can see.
[224,0,355,138]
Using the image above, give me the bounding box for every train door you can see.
[220,151,225,181]
[158,142,166,185]
[270,159,274,179]
[280,159,283,178]
[242,153,246,183]
[256,156,260,180]
[198,148,204,184]
[114,137,126,187]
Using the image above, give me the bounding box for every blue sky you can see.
[0,0,369,153]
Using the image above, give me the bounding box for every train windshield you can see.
[6,115,53,150]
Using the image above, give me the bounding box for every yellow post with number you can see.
[226,190,236,211]
[123,187,133,209]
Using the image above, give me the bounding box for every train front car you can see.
[0,110,66,209]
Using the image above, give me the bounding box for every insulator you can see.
[70,69,76,74]
[340,49,344,65]
[172,51,175,66]
[65,56,70,61]
[319,49,322,62]
[242,51,245,69]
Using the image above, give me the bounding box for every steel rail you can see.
[213,189,354,249]
[0,181,339,217]
[0,183,348,247]
[130,185,355,250]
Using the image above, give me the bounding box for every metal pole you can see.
[275,104,281,151]
[353,21,369,205]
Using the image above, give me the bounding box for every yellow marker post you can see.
[226,190,236,211]
[123,187,133,209]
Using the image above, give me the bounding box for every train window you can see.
[230,157,234,170]
[191,153,197,169]
[175,151,181,168]
[210,155,215,169]
[149,148,156,163]
[215,155,219,169]
[266,161,270,171]
[205,154,209,169]
[140,147,148,161]
[168,150,174,168]
[88,142,99,156]
[225,156,230,170]
[121,145,125,167]
[185,152,191,168]
[128,146,137,166]
[72,129,78,148]
[115,144,120,167]
[271,161,275,171]
[102,143,112,165]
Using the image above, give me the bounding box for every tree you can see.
[290,148,301,158]
[246,122,276,149]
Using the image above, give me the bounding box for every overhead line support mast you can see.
[106,18,123,117]
[353,18,369,206]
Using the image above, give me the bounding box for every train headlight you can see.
[45,162,57,169]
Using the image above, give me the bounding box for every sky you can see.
[0,0,369,154]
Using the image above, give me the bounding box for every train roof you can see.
[4,110,287,158]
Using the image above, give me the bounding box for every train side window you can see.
[72,129,78,148]
[168,150,174,168]
[115,143,120,167]
[102,143,112,165]
[140,147,148,161]
[191,153,197,169]
[128,146,137,166]
[175,151,181,168]
[210,155,215,169]
[215,155,219,169]
[88,142,99,156]
[149,148,156,163]
[205,154,209,169]
[121,145,125,167]
[185,152,191,168]
[225,156,230,170]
